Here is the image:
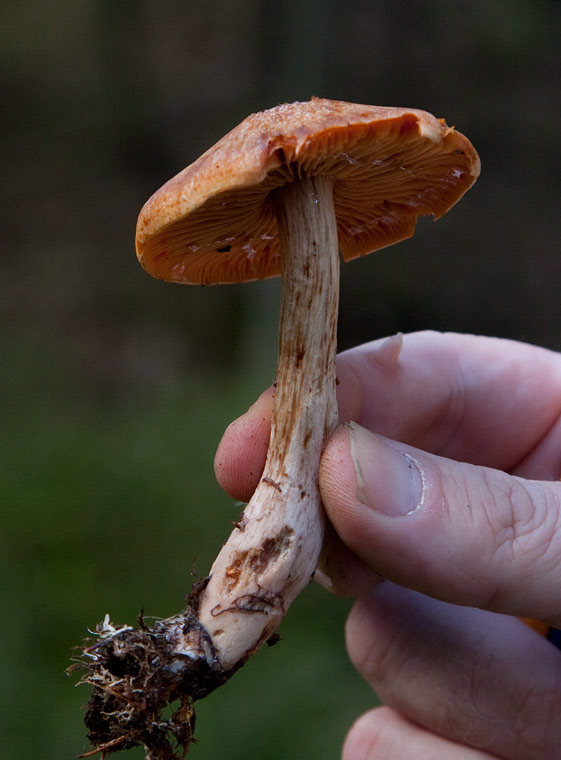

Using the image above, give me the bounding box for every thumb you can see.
[319,422,561,626]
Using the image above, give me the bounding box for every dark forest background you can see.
[2,2,561,758]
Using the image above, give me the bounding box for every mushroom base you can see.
[70,581,246,759]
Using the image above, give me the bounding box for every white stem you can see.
[196,174,340,670]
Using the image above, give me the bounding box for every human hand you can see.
[215,331,561,759]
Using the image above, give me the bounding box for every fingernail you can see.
[349,422,423,516]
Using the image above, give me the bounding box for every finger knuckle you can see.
[488,474,561,587]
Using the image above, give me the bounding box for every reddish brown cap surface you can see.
[135,97,480,285]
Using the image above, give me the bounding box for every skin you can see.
[215,330,561,760]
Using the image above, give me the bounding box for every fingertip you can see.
[214,388,274,501]
[342,707,399,760]
[319,424,388,591]
[344,586,401,676]
[319,423,358,516]
[319,424,416,560]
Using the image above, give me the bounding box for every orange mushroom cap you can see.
[135,97,480,285]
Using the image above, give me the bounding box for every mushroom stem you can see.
[196,173,340,670]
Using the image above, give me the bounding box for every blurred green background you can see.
[2,1,561,758]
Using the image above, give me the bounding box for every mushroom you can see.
[76,98,480,758]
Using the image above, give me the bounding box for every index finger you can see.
[336,331,561,475]
[214,331,561,501]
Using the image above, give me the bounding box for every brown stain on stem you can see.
[223,527,294,592]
